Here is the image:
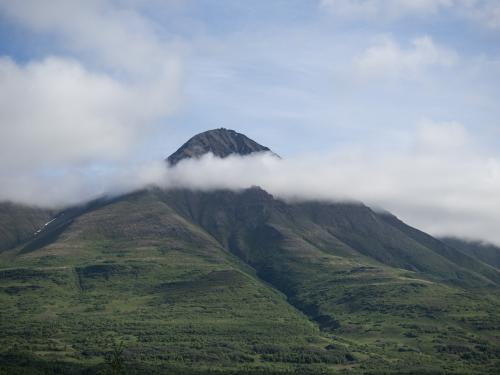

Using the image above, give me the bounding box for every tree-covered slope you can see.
[0,190,353,374]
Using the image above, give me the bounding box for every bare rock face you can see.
[166,128,276,165]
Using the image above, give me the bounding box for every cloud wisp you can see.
[319,0,452,20]
[355,36,457,78]
[319,0,500,30]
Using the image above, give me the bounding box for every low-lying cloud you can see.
[3,121,499,245]
[166,122,500,244]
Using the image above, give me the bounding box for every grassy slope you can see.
[0,192,352,374]
[161,188,500,373]
[163,189,500,287]
[1,188,500,374]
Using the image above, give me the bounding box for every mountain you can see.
[167,128,275,165]
[1,128,500,374]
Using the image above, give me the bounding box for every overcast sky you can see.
[1,1,500,244]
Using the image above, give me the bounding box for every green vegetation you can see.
[1,188,499,374]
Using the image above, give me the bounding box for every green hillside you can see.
[0,191,352,374]
[159,188,500,373]
[1,188,499,374]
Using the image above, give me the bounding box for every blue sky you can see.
[1,1,500,243]
[1,0,499,157]
[159,0,500,157]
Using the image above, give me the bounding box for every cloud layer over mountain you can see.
[0,1,499,244]
[2,120,499,245]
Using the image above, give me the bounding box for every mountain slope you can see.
[440,237,500,269]
[3,187,499,373]
[0,190,352,374]
[1,128,500,374]
[163,188,500,287]
[0,202,53,251]
[378,212,500,285]
[156,188,500,371]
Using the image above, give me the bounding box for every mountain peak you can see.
[167,128,274,165]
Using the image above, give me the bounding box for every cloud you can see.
[0,0,184,165]
[0,57,178,168]
[0,160,169,209]
[0,0,183,76]
[319,0,453,20]
[355,36,457,78]
[462,0,500,30]
[319,0,500,31]
[0,55,179,208]
[415,119,468,151]
[0,0,182,205]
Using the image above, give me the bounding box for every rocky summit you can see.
[167,128,275,165]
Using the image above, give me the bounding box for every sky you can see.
[0,0,500,244]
